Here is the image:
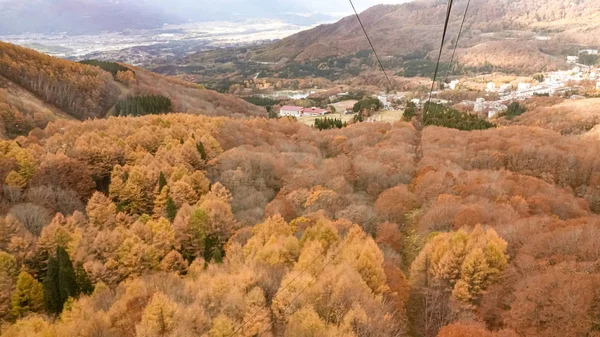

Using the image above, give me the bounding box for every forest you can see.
[0,42,269,139]
[115,95,173,117]
[79,60,131,80]
[314,117,347,130]
[0,104,598,337]
[424,103,496,130]
[0,42,120,120]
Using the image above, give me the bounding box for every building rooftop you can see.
[303,107,328,114]
[280,105,303,111]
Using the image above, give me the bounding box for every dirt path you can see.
[105,81,131,117]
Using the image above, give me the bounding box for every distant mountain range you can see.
[255,0,600,72]
[0,0,174,34]
[0,0,338,35]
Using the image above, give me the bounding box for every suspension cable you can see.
[444,0,472,83]
[349,0,394,90]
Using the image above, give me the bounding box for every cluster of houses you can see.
[567,49,599,64]
[464,63,600,119]
[279,106,329,118]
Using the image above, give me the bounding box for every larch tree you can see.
[10,271,44,318]
[174,206,208,262]
[410,225,509,312]
[0,251,18,319]
[284,306,328,337]
[86,191,117,230]
[159,250,188,274]
[136,292,178,337]
[209,314,235,337]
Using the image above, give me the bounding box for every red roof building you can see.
[279,106,329,117]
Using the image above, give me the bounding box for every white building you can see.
[474,98,485,113]
[449,80,460,90]
[377,95,391,109]
[279,106,328,117]
[499,84,512,95]
[580,49,599,55]
[596,82,600,90]
[518,83,532,91]
[279,106,303,117]
[302,107,328,116]
[486,82,496,92]
[411,98,421,106]
[567,56,580,63]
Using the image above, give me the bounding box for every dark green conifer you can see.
[43,247,79,315]
[196,141,207,160]
[43,255,61,314]
[158,172,168,192]
[166,197,178,222]
[75,262,94,296]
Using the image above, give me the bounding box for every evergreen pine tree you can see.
[57,247,78,302]
[11,271,44,318]
[75,262,94,296]
[43,247,80,315]
[158,172,167,192]
[196,141,207,160]
[43,255,61,314]
[166,197,178,222]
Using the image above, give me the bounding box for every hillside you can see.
[1,109,600,336]
[255,0,600,73]
[0,42,265,138]
[126,65,267,117]
[0,74,74,139]
[499,97,600,135]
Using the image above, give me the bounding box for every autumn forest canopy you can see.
[0,99,597,337]
[0,15,599,336]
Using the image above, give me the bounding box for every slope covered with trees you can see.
[255,0,600,74]
[0,75,73,139]
[0,42,120,120]
[0,42,266,138]
[0,107,598,337]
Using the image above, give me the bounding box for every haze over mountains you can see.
[0,0,406,35]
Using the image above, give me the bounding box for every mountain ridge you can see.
[254,0,600,72]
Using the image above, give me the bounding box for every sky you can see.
[138,0,413,22]
[292,0,412,14]
[0,0,415,35]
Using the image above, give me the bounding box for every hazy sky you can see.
[294,0,411,13]
[0,0,415,35]
[138,0,413,21]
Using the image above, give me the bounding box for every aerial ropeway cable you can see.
[349,0,395,91]
[427,0,455,110]
[444,0,472,83]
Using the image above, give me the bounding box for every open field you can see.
[331,100,358,112]
[298,109,405,126]
[297,113,357,126]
